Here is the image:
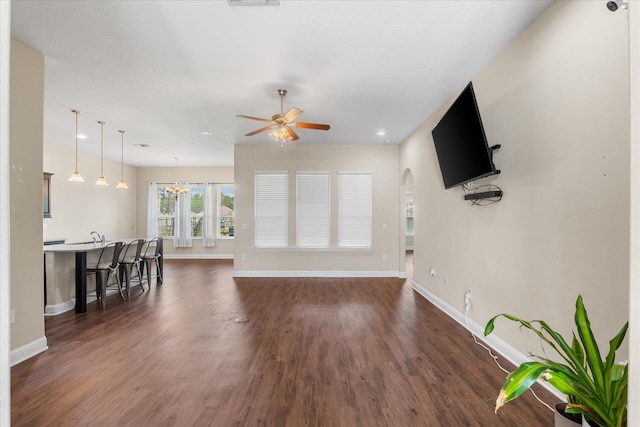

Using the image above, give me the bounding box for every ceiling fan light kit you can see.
[237,89,330,146]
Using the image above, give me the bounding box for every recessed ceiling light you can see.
[77,134,87,139]
[200,131,213,136]
[376,130,387,136]
[134,143,150,148]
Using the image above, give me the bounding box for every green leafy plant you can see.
[484,295,628,427]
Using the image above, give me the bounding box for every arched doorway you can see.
[399,168,414,279]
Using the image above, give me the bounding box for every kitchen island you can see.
[43,238,163,314]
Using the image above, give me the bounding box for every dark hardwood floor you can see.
[11,258,555,426]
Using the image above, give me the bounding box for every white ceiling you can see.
[10,0,553,168]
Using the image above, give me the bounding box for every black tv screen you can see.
[432,82,498,189]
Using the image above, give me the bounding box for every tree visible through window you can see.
[218,185,235,238]
[156,184,206,238]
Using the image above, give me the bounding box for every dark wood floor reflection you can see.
[12,259,554,426]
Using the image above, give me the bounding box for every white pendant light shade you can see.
[116,130,128,189]
[68,109,84,182]
[95,121,109,186]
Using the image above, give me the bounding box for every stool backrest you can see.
[121,239,144,262]
[96,241,124,269]
[143,237,161,259]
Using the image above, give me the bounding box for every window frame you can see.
[254,171,289,249]
[155,183,213,239]
[217,184,235,239]
[337,172,372,249]
[296,171,330,249]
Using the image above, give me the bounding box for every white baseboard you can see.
[233,270,400,278]
[44,299,75,316]
[163,254,233,260]
[44,289,122,317]
[411,279,564,402]
[10,336,48,366]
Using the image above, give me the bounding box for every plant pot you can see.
[555,402,581,427]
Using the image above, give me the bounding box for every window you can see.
[218,185,235,238]
[190,186,204,238]
[155,183,232,240]
[255,172,288,248]
[338,172,372,248]
[296,172,330,248]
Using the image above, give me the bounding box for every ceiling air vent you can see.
[228,0,279,5]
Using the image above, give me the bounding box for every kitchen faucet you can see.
[90,231,105,245]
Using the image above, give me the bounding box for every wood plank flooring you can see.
[11,258,555,426]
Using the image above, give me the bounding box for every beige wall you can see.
[135,166,234,257]
[10,38,45,349]
[43,142,138,242]
[234,143,400,275]
[401,1,629,358]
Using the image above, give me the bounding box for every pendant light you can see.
[116,130,128,189]
[68,109,84,182]
[95,121,109,186]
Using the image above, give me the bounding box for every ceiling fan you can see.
[237,89,330,143]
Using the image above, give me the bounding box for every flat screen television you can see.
[431,82,499,189]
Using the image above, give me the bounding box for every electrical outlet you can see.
[464,289,472,306]
[10,309,15,324]
[444,276,448,286]
[241,254,246,261]
[382,253,387,261]
[430,268,437,279]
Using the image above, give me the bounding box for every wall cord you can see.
[463,301,554,413]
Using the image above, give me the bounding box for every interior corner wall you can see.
[43,142,138,243]
[233,143,400,276]
[135,166,234,257]
[401,0,630,358]
[10,38,45,350]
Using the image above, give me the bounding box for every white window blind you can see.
[338,172,372,248]
[296,172,330,248]
[255,172,289,248]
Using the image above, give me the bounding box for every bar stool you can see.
[119,239,145,299]
[141,237,163,286]
[87,241,124,309]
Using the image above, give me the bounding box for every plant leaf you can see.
[496,361,549,412]
[574,295,605,392]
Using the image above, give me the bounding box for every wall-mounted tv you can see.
[431,82,500,189]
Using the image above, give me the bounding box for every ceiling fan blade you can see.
[282,108,303,123]
[293,122,331,131]
[245,125,275,136]
[236,114,273,123]
[286,126,300,141]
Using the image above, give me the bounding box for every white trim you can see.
[10,336,48,367]
[411,279,564,402]
[0,2,10,422]
[163,253,233,260]
[233,270,400,278]
[44,299,75,316]
[628,1,640,425]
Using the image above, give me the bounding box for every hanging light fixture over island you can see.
[94,120,108,186]
[116,130,128,189]
[68,109,84,182]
